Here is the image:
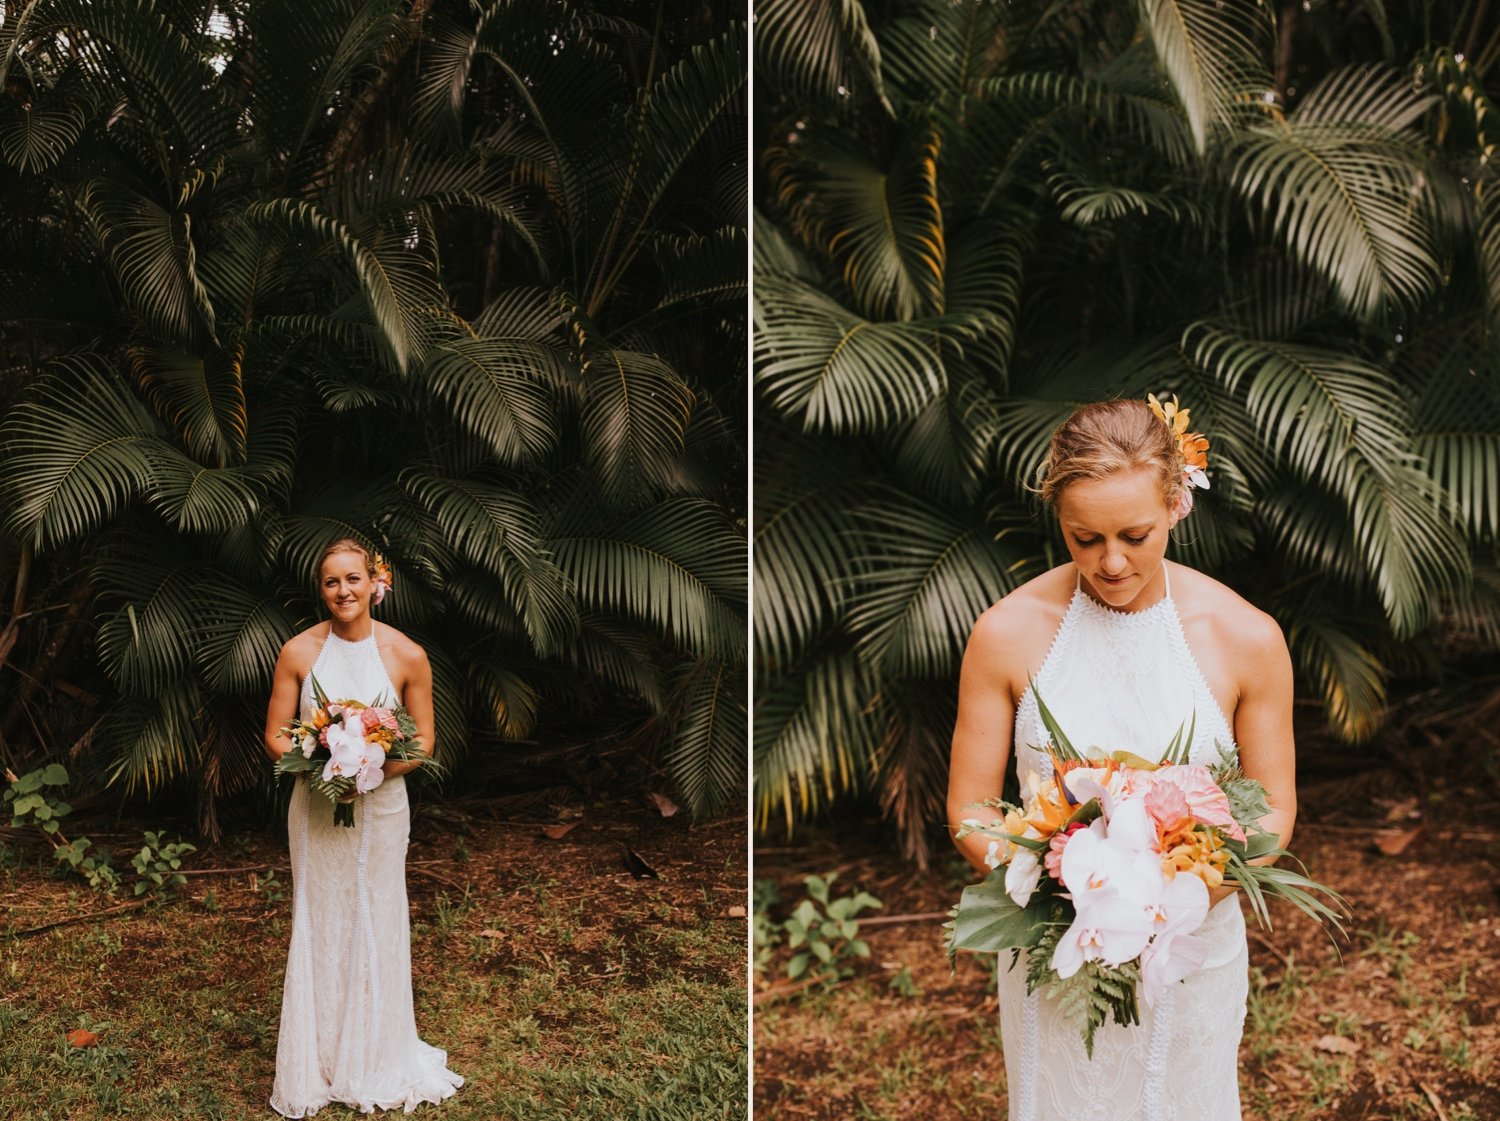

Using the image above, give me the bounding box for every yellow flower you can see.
[1160,825,1229,888]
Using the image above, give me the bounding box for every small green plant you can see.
[130,832,195,901]
[251,868,286,903]
[752,879,781,976]
[782,873,882,983]
[4,763,71,834]
[888,965,920,997]
[53,837,121,892]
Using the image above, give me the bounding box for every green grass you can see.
[0,818,747,1120]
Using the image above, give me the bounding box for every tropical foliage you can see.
[0,0,747,835]
[754,0,1500,863]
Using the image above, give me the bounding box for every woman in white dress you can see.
[947,399,1297,1121]
[263,538,464,1116]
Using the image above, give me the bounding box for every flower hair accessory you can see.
[371,553,393,605]
[1147,393,1210,519]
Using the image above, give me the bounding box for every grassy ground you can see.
[754,735,1500,1121]
[0,792,748,1120]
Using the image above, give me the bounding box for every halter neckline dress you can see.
[999,564,1248,1121]
[270,626,463,1117]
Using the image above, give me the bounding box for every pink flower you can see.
[1044,822,1087,881]
[1144,780,1192,832]
[1152,765,1244,841]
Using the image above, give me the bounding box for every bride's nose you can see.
[1100,550,1127,576]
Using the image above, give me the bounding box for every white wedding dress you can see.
[999,566,1247,1121]
[270,628,463,1116]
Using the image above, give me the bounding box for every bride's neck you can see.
[328,615,375,641]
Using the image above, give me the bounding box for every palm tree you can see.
[0,0,747,836]
[754,0,1500,864]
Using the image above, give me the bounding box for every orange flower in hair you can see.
[371,553,393,605]
[1147,393,1210,516]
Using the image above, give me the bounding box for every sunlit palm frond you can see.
[0,356,168,549]
[1285,611,1390,742]
[1228,66,1443,317]
[246,198,418,372]
[97,688,202,795]
[147,449,265,534]
[663,657,746,817]
[754,273,948,433]
[754,653,878,833]
[846,495,1036,678]
[127,341,247,467]
[401,470,578,657]
[552,497,745,664]
[79,179,214,343]
[468,656,542,740]
[755,0,890,114]
[1136,0,1271,155]
[0,88,90,173]
[421,336,562,464]
[766,124,945,320]
[578,346,695,502]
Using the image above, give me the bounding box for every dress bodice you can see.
[1012,565,1236,787]
[299,628,401,721]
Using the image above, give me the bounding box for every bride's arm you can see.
[947,605,1019,877]
[386,644,435,778]
[263,645,303,761]
[1209,608,1297,906]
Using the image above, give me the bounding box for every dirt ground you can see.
[753,746,1500,1121]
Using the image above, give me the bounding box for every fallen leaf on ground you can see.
[1372,826,1421,856]
[66,1029,98,1048]
[647,792,679,818]
[540,822,580,840]
[727,905,747,918]
[477,929,505,939]
[1314,1034,1360,1055]
[1381,797,1420,822]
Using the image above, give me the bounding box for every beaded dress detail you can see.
[270,628,463,1116]
[999,566,1246,1121]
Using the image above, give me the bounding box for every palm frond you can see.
[552,498,745,664]
[1286,613,1389,741]
[754,653,877,833]
[421,336,562,464]
[0,356,167,550]
[1135,0,1271,155]
[754,0,890,114]
[578,346,696,502]
[766,124,945,320]
[127,341,247,467]
[663,657,746,817]
[0,87,90,173]
[1228,66,1443,317]
[753,274,949,433]
[401,470,578,657]
[846,495,1036,678]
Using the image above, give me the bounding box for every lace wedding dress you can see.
[270,628,463,1116]
[999,566,1247,1121]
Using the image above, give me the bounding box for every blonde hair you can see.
[1038,399,1182,509]
[316,537,376,581]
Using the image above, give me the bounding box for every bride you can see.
[947,398,1297,1120]
[262,538,464,1116]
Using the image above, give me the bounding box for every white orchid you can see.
[1005,845,1043,907]
[1138,872,1211,1006]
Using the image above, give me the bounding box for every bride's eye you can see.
[1124,533,1148,545]
[1072,536,1099,547]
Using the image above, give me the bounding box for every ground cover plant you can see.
[753,697,1500,1121]
[1,792,747,1120]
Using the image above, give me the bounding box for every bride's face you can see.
[1055,464,1177,611]
[320,551,374,623]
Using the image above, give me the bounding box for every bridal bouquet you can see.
[276,675,428,827]
[946,689,1344,1056]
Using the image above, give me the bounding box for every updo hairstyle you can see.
[316,537,376,581]
[1037,399,1182,510]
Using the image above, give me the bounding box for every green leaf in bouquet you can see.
[1224,845,1348,938]
[944,868,1053,966]
[1030,679,1082,761]
[1061,796,1102,831]
[1161,713,1196,766]
[308,672,332,710]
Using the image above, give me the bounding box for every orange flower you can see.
[1159,824,1229,888]
[312,709,330,730]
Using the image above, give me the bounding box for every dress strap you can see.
[1161,561,1172,599]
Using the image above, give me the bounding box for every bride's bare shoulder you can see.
[279,623,328,668]
[1171,564,1286,655]
[967,564,1075,656]
[374,623,429,669]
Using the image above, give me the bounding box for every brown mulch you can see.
[753,756,1500,1121]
